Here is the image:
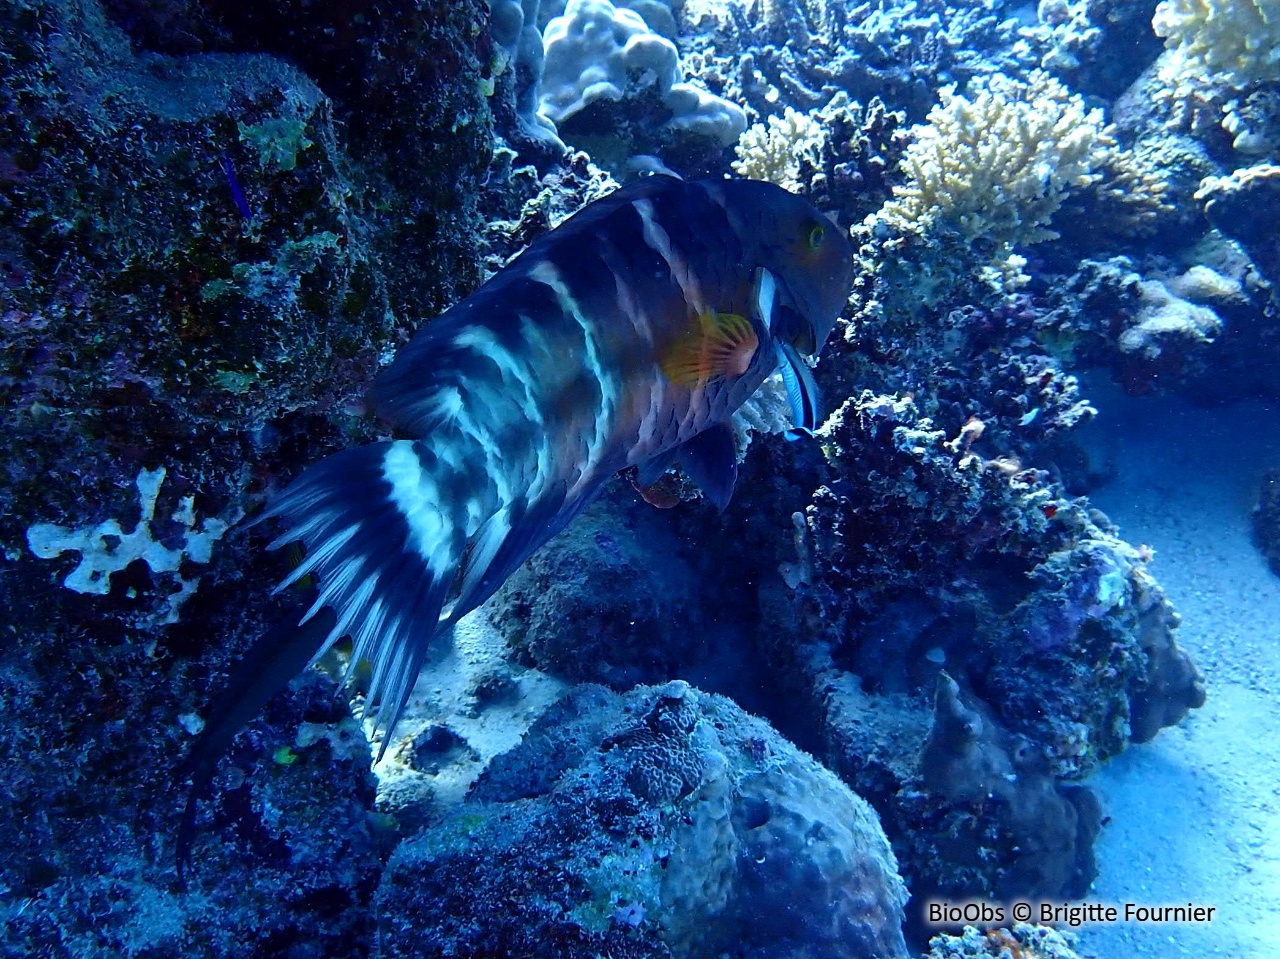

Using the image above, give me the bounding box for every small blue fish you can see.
[178,176,851,872]
[220,152,253,221]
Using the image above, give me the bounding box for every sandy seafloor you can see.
[1074,379,1280,959]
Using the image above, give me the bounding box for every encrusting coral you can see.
[1196,164,1280,286]
[875,70,1114,253]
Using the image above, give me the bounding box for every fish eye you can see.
[807,224,825,249]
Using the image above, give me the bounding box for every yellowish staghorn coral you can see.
[1153,0,1280,87]
[732,106,823,192]
[875,71,1114,251]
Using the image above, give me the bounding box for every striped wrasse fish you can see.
[178,175,851,870]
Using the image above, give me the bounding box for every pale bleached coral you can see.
[1153,0,1280,88]
[1118,278,1222,360]
[539,0,745,146]
[874,70,1114,251]
[731,105,823,191]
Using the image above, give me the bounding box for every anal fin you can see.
[677,422,739,512]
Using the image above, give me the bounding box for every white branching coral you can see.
[875,70,1114,251]
[1153,0,1280,87]
[731,106,823,191]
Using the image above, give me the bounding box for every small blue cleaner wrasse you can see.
[177,175,851,874]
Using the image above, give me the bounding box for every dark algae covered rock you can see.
[376,683,909,959]
[1,0,487,953]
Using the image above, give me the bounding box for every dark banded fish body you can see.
[188,176,851,791]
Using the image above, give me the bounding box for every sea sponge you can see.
[1153,0,1280,88]
[26,466,230,622]
[875,70,1114,251]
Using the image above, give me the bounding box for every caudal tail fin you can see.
[178,439,479,880]
[256,440,466,757]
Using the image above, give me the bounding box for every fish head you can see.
[725,180,854,359]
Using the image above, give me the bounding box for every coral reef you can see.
[1027,0,1165,99]
[1052,132,1200,251]
[490,0,571,166]
[375,682,910,959]
[1028,248,1268,398]
[491,485,713,687]
[1197,164,1280,286]
[795,93,909,227]
[1150,0,1280,151]
[1117,277,1222,363]
[0,0,491,954]
[489,356,1200,923]
[479,149,621,275]
[1154,0,1280,88]
[26,466,230,622]
[539,0,745,165]
[732,105,824,192]
[794,391,1202,766]
[681,0,1030,123]
[738,387,1201,927]
[874,70,1114,255]
[2,0,1239,952]
[924,923,1087,959]
[733,93,908,226]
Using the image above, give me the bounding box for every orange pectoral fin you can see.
[659,312,759,386]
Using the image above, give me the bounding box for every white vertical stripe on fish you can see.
[517,313,562,494]
[382,442,452,573]
[527,259,616,499]
[605,256,669,453]
[633,198,706,315]
[453,325,548,500]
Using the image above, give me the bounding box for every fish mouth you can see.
[755,269,814,352]
[774,302,817,355]
[752,269,821,433]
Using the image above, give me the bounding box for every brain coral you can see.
[875,70,1114,251]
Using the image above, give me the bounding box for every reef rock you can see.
[376,682,910,959]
